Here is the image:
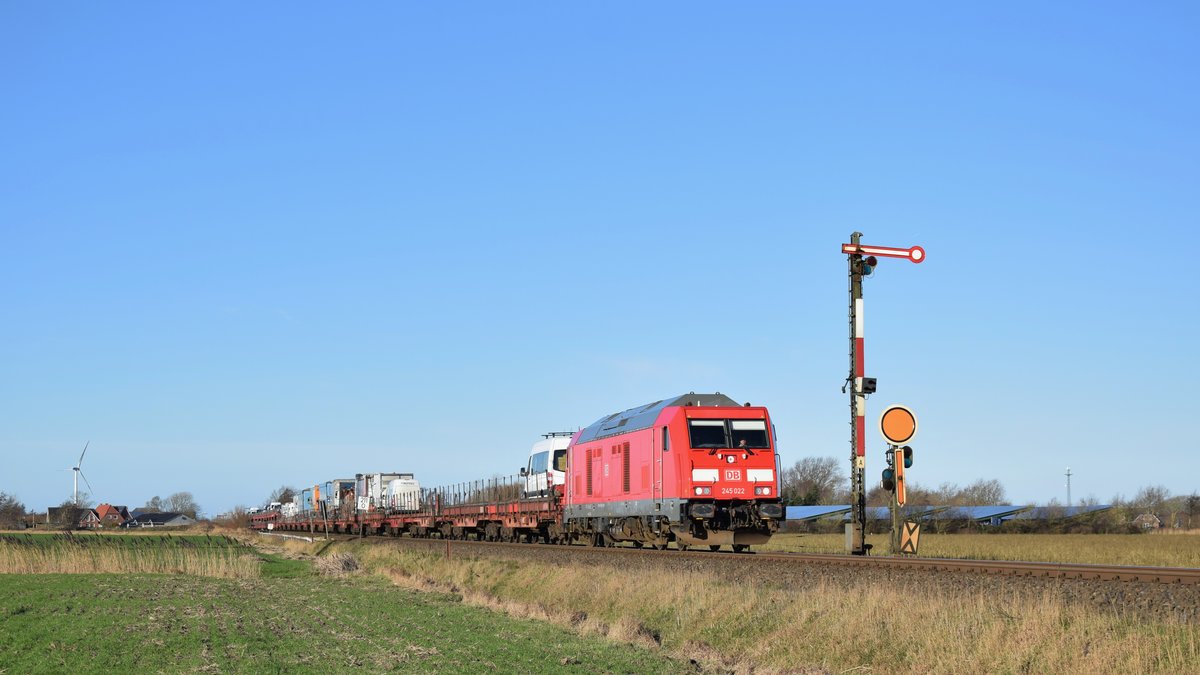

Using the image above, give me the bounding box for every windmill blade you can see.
[77,441,90,468]
[78,469,95,496]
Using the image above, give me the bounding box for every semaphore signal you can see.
[842,233,924,556]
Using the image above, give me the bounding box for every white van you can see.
[521,432,572,498]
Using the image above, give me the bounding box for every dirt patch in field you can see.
[315,552,360,576]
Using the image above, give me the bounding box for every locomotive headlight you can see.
[726,455,735,464]
[754,486,771,496]
[694,486,712,496]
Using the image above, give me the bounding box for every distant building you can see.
[1132,513,1162,530]
[121,512,195,528]
[94,504,131,527]
[47,505,95,529]
[79,509,100,529]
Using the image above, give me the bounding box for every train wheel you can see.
[709,545,721,552]
[677,542,689,552]
[733,544,750,553]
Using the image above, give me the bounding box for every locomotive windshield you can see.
[688,420,726,448]
[688,419,771,449]
[730,420,770,448]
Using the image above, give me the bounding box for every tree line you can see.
[780,456,1007,507]
[0,490,202,530]
[780,457,1200,530]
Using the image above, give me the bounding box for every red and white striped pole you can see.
[846,232,868,555]
[854,292,866,461]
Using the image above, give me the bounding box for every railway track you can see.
[279,533,1200,585]
[749,551,1200,585]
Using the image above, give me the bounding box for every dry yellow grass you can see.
[760,532,1200,567]
[350,543,1198,674]
[0,538,260,578]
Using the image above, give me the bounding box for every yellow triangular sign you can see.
[900,522,921,555]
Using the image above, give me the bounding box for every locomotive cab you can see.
[676,410,785,549]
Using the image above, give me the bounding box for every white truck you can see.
[355,472,421,512]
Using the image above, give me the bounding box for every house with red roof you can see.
[94,503,131,528]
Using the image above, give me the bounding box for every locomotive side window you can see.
[730,420,770,448]
[662,426,670,452]
[689,420,727,448]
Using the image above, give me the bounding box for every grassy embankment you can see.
[759,531,1200,567]
[328,537,1198,674]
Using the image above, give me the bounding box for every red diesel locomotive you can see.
[251,393,785,552]
[562,392,784,551]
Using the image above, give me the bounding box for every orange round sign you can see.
[879,405,917,445]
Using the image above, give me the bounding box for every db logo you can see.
[724,470,742,481]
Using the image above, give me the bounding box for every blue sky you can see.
[2,4,1197,514]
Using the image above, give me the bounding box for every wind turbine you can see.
[71,442,95,506]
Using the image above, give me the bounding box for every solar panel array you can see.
[784,504,1112,524]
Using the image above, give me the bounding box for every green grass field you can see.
[0,558,681,673]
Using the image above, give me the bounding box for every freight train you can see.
[250,393,785,551]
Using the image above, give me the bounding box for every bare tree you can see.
[903,482,935,506]
[219,505,249,529]
[921,479,1008,506]
[1133,485,1170,519]
[269,485,297,505]
[1186,493,1199,530]
[165,492,201,519]
[143,495,165,512]
[0,492,27,529]
[781,457,845,505]
[932,482,962,506]
[960,479,1007,505]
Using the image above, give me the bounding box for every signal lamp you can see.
[902,446,914,468]
[882,468,896,492]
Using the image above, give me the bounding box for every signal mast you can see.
[841,233,924,555]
